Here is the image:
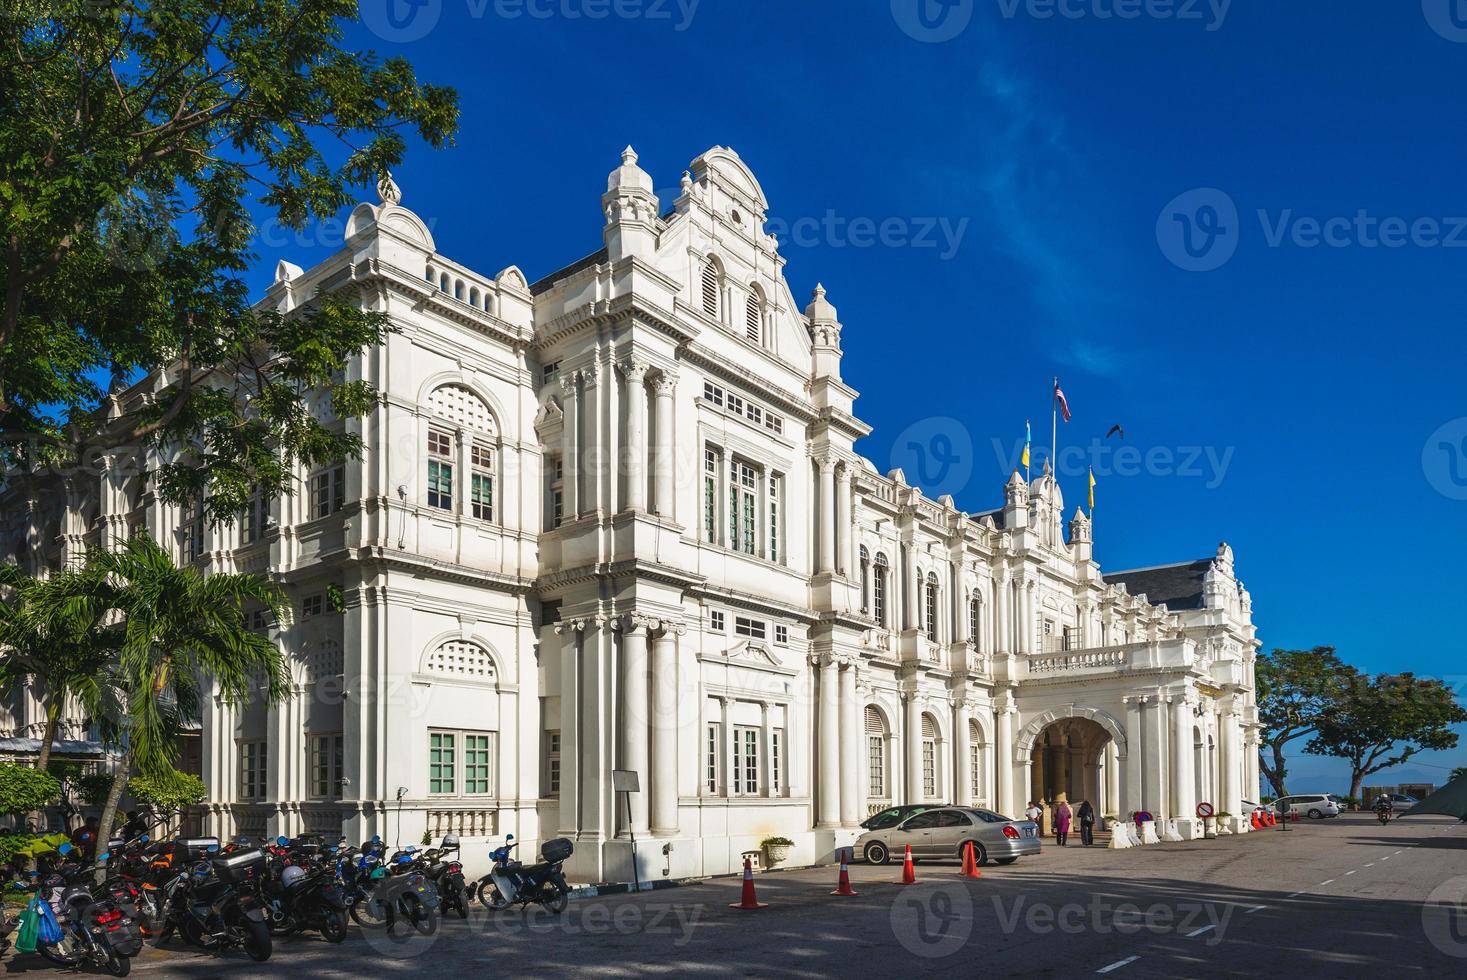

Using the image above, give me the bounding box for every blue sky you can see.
[260,1,1467,792]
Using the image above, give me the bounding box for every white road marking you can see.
[1365,862,1375,867]
[1187,925,1217,939]
[1394,850,1404,855]
[1381,856,1390,862]
[1320,879,1335,886]
[1096,956,1139,973]
[1245,905,1267,914]
[1344,870,1356,876]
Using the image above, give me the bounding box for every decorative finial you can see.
[621,145,638,165]
[680,170,692,193]
[377,171,401,206]
[813,282,826,298]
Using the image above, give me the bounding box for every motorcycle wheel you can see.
[319,908,347,944]
[178,917,219,950]
[476,880,511,911]
[541,886,568,915]
[349,894,391,929]
[399,893,437,936]
[105,947,132,978]
[37,938,82,967]
[240,916,272,962]
[452,891,468,920]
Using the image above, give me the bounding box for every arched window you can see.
[921,713,939,798]
[873,552,889,627]
[969,720,983,801]
[925,572,940,644]
[453,279,464,301]
[426,639,497,681]
[865,706,887,800]
[438,272,449,292]
[425,385,498,520]
[744,289,762,344]
[701,257,720,318]
[859,546,871,614]
[969,596,981,645]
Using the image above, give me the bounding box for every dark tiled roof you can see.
[1103,559,1213,611]
[529,247,609,295]
[970,507,1007,530]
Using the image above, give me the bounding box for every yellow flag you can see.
[1021,420,1031,469]
[1088,467,1096,510]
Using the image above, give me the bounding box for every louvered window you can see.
[701,260,719,316]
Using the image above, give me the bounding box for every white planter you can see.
[764,844,791,865]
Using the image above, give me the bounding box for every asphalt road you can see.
[12,812,1465,978]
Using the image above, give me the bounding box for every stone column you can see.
[905,694,923,802]
[838,661,859,826]
[650,626,679,835]
[1122,696,1144,820]
[558,373,579,519]
[1144,695,1167,819]
[815,654,840,827]
[816,459,835,573]
[620,359,650,513]
[651,372,677,519]
[835,464,852,575]
[995,566,1011,655]
[1104,741,1120,819]
[1016,577,1033,655]
[618,619,650,838]
[954,700,972,806]
[1221,707,1243,830]
[995,701,1014,815]
[1172,695,1198,838]
[554,620,583,836]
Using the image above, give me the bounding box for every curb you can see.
[572,861,823,900]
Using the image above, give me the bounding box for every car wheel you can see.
[864,842,890,866]
[1307,808,1323,819]
[958,841,988,866]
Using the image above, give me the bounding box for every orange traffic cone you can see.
[729,856,769,910]
[1250,811,1260,830]
[896,844,917,885]
[831,854,858,896]
[959,840,982,878]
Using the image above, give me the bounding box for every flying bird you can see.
[1106,424,1125,440]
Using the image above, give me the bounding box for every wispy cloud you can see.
[928,60,1141,378]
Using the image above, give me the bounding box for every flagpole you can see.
[1050,376,1058,478]
[1025,419,1031,484]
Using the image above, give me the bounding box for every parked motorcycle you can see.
[475,835,574,914]
[416,837,468,921]
[32,845,144,977]
[382,846,441,935]
[156,839,272,961]
[254,837,349,943]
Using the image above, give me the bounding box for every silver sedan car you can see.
[855,806,1042,867]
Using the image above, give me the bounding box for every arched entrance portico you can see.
[1029,718,1113,808]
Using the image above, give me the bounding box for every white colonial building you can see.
[0,146,1260,881]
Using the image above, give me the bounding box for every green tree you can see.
[0,1,457,520]
[1255,646,1355,797]
[0,761,61,819]
[128,769,207,816]
[0,564,117,772]
[1452,766,1467,782]
[1306,673,1467,800]
[54,534,288,877]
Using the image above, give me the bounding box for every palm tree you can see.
[0,565,116,773]
[58,534,288,876]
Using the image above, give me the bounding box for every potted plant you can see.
[1216,810,1233,835]
[761,836,794,866]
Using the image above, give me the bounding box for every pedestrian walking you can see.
[1077,799,1095,846]
[1025,800,1042,835]
[1054,797,1072,846]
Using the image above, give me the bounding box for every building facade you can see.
[0,146,1260,880]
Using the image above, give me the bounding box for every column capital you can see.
[581,360,603,386]
[618,357,652,384]
[650,370,678,395]
[557,371,579,396]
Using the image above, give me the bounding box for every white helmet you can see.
[281,865,307,889]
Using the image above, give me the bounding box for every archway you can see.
[1029,717,1113,810]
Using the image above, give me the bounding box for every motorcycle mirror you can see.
[277,836,289,847]
[140,835,149,843]
[58,843,72,855]
[207,844,219,853]
[99,852,110,861]
[505,834,514,841]
[371,835,381,844]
